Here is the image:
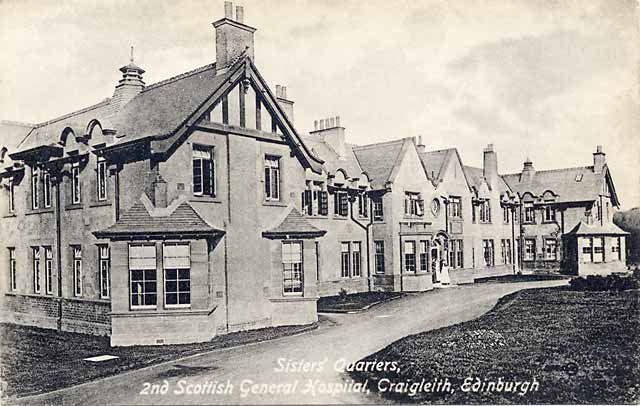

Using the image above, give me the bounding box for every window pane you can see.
[166,293,178,305]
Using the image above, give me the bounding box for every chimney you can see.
[311,115,345,158]
[275,84,294,123]
[521,157,535,182]
[416,135,426,153]
[213,2,256,73]
[593,145,606,174]
[153,174,168,208]
[112,47,145,113]
[483,143,498,188]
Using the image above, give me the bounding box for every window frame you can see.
[611,237,621,261]
[524,238,536,261]
[593,236,604,263]
[282,241,304,296]
[542,204,556,223]
[264,155,281,201]
[449,196,462,219]
[72,245,82,297]
[43,171,52,208]
[334,191,349,217]
[404,192,424,217]
[96,156,108,201]
[544,238,558,261]
[340,242,351,278]
[8,178,15,213]
[374,240,385,274]
[128,243,158,309]
[9,247,16,292]
[419,240,429,272]
[482,239,495,267]
[352,242,361,277]
[71,162,81,204]
[523,202,535,224]
[31,168,39,209]
[44,246,53,295]
[502,206,510,224]
[372,197,384,222]
[32,246,41,293]
[403,241,417,273]
[192,145,216,197]
[358,194,369,218]
[162,242,191,308]
[98,244,111,299]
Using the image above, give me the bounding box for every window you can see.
[43,171,52,208]
[32,247,41,293]
[471,200,477,223]
[302,189,313,215]
[8,179,15,213]
[163,243,191,307]
[479,200,491,223]
[449,240,464,268]
[503,206,510,224]
[31,168,39,209]
[193,145,215,197]
[98,245,110,299]
[612,237,621,261]
[419,240,429,272]
[482,239,495,267]
[318,190,329,215]
[44,247,53,294]
[264,155,280,201]
[543,205,556,222]
[404,192,424,217]
[501,239,512,265]
[97,157,108,201]
[404,241,416,273]
[334,191,348,217]
[524,239,536,261]
[71,162,81,204]
[581,237,593,263]
[593,237,604,263]
[449,196,462,218]
[431,199,441,217]
[374,241,385,274]
[9,248,16,292]
[544,238,557,260]
[358,194,369,218]
[282,241,303,295]
[129,244,157,308]
[341,242,350,277]
[352,242,361,277]
[524,203,535,223]
[72,246,82,297]
[372,197,384,222]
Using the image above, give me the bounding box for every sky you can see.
[1,0,639,208]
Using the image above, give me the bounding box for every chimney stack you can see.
[153,174,168,208]
[112,47,145,113]
[213,2,256,73]
[311,116,346,157]
[275,84,294,123]
[593,145,606,174]
[521,157,535,182]
[483,143,498,188]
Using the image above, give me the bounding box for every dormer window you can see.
[193,145,215,197]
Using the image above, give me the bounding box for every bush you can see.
[338,288,349,302]
[568,274,638,292]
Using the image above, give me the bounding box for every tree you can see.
[614,207,640,265]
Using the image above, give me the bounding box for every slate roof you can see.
[302,136,363,178]
[112,63,231,141]
[463,165,511,193]
[419,148,453,183]
[565,221,629,236]
[501,166,603,204]
[94,197,222,239]
[262,207,326,238]
[352,138,409,188]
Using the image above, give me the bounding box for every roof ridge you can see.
[142,63,217,92]
[421,147,457,155]
[353,137,407,150]
[34,99,112,128]
[502,165,594,177]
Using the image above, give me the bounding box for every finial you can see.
[130,46,134,63]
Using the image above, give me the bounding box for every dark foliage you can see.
[568,274,639,292]
[317,291,402,312]
[614,207,640,264]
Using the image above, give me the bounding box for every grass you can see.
[0,321,317,398]
[475,273,571,284]
[317,291,403,312]
[350,287,640,404]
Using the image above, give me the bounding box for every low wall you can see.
[270,298,318,327]
[401,272,434,292]
[318,277,368,297]
[2,293,111,336]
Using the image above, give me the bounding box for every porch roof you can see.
[262,206,326,239]
[564,221,629,237]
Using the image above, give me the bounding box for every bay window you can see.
[419,240,429,272]
[612,237,621,261]
[404,241,416,273]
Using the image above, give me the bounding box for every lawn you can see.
[0,321,317,398]
[317,291,403,312]
[350,287,640,404]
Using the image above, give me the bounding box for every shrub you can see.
[568,274,638,292]
[338,288,349,302]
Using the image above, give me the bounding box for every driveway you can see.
[13,280,566,405]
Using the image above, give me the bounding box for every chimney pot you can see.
[224,1,233,19]
[282,86,287,99]
[596,145,603,153]
[235,6,244,23]
[314,120,318,131]
[329,117,335,128]
[336,116,341,127]
[275,85,281,98]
